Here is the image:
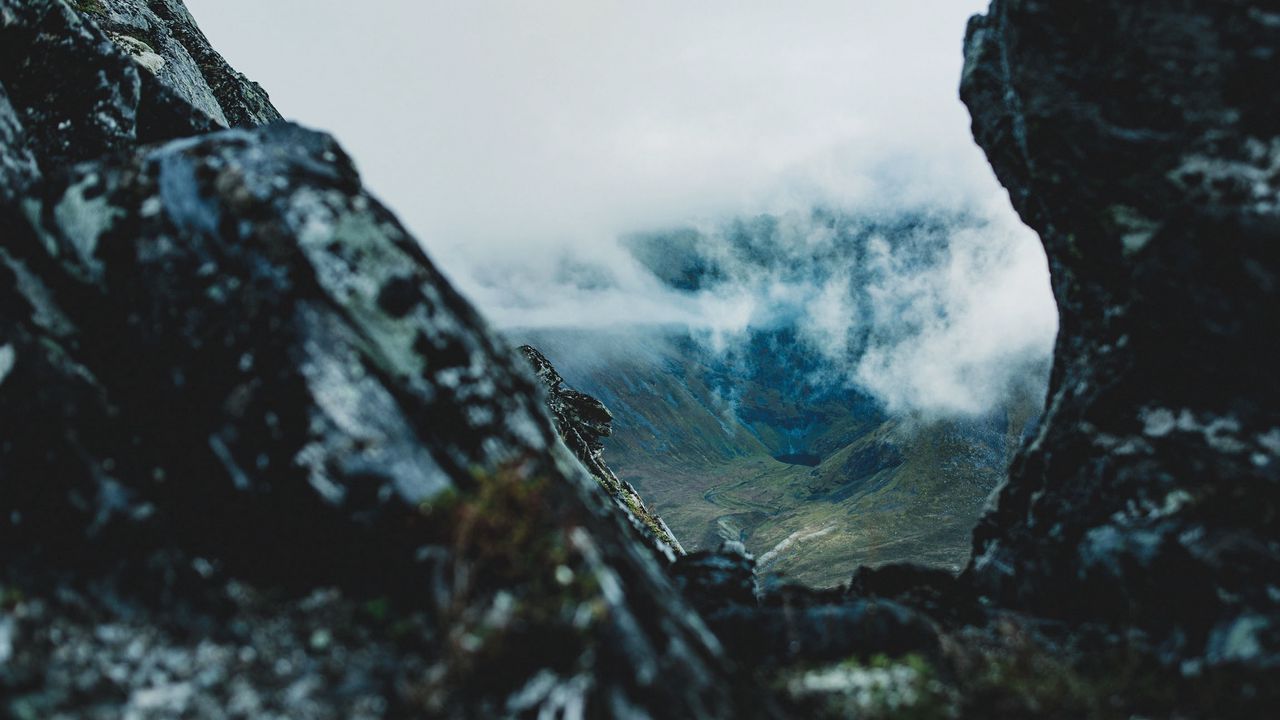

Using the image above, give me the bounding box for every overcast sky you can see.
[186,1,1009,281]
[185,0,1058,417]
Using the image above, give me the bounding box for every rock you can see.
[671,541,759,614]
[66,0,282,128]
[709,590,943,668]
[0,3,743,716]
[0,0,141,169]
[520,344,685,557]
[670,543,942,671]
[848,563,983,628]
[752,2,1280,714]
[0,572,436,720]
[961,0,1280,666]
[88,0,282,127]
[0,86,39,202]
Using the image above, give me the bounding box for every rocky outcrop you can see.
[0,0,274,179]
[671,541,759,614]
[0,2,742,717]
[520,344,685,557]
[960,0,1280,667]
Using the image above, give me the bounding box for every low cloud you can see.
[613,200,1057,418]
[186,0,1057,418]
[847,205,1057,416]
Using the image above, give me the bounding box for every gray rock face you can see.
[63,0,282,128]
[671,542,759,614]
[91,0,282,127]
[1,0,140,170]
[0,86,38,201]
[521,344,685,556]
[0,2,742,717]
[961,0,1280,663]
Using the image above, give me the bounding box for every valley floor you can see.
[621,435,992,588]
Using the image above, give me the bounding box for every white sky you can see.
[186,1,1006,282]
[184,0,1058,416]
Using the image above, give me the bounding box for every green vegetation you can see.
[522,328,1027,587]
[620,488,675,547]
[606,372,1007,585]
[71,0,107,17]
[407,462,608,709]
[769,626,1265,719]
[0,585,23,610]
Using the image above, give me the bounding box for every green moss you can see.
[407,461,609,708]
[963,650,1111,717]
[947,625,1186,719]
[621,489,677,548]
[361,596,390,623]
[771,620,1275,720]
[71,0,107,16]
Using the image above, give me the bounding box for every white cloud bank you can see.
[184,0,1058,417]
[848,203,1058,417]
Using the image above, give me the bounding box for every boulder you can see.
[0,2,741,716]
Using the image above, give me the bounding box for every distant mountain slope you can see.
[515,327,1039,588]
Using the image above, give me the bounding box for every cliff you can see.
[520,345,685,557]
[961,0,1280,660]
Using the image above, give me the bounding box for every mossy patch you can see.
[71,0,107,17]
[409,461,608,710]
[621,487,678,548]
[766,618,1270,720]
[0,585,23,610]
[937,618,1265,719]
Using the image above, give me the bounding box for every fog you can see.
[185,0,1058,417]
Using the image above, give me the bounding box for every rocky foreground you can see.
[2,0,1278,718]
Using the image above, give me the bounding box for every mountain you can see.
[518,326,1040,587]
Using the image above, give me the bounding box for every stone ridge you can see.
[520,344,686,557]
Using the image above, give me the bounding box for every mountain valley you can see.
[516,326,1041,587]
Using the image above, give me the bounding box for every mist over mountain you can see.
[619,205,1057,418]
[502,203,1054,421]
[183,0,1008,259]
[496,207,1048,585]
[181,0,1057,421]
[512,321,1041,587]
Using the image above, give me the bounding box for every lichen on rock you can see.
[960,0,1280,668]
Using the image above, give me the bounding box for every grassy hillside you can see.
[514,327,1036,588]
